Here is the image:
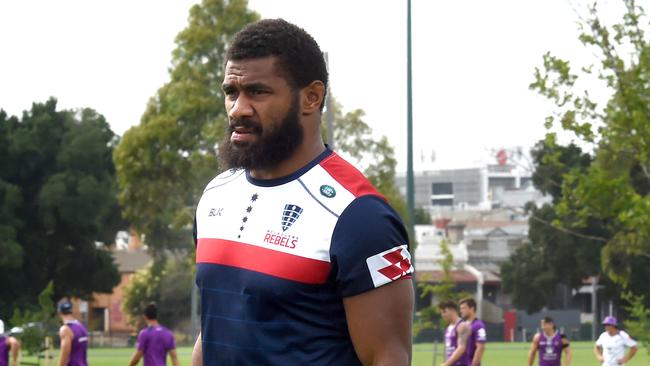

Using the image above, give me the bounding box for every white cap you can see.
[0,319,4,335]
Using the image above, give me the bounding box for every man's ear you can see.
[301,80,326,115]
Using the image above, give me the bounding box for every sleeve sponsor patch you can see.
[366,244,414,288]
[477,327,487,342]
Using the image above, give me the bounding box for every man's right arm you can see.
[527,334,539,366]
[58,326,73,366]
[593,341,604,363]
[192,332,203,366]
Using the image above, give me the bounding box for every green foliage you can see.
[502,142,610,312]
[0,99,121,321]
[322,98,409,227]
[529,0,650,290]
[122,256,193,331]
[622,292,650,355]
[114,0,259,255]
[414,240,469,335]
[413,207,432,225]
[10,282,58,355]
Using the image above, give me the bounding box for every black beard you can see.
[218,94,303,172]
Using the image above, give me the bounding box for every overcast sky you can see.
[0,0,616,171]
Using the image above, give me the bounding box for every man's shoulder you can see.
[203,169,245,192]
[316,151,383,199]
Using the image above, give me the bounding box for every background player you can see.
[527,316,571,366]
[129,303,179,366]
[0,319,20,366]
[459,298,486,366]
[57,301,88,366]
[594,316,638,366]
[438,300,469,366]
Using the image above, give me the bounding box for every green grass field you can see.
[18,342,648,365]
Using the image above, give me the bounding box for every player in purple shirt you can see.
[57,301,88,366]
[459,298,486,366]
[439,300,469,366]
[128,303,179,366]
[0,319,21,366]
[527,317,572,366]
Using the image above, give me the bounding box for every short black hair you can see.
[542,316,554,324]
[438,300,459,312]
[459,298,477,311]
[144,303,157,320]
[226,18,329,111]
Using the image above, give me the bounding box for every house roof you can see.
[416,269,501,285]
[112,249,152,273]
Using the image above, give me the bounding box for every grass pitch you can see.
[18,342,648,365]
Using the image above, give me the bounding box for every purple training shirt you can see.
[64,320,88,366]
[465,318,486,366]
[538,331,566,366]
[0,336,9,366]
[444,319,468,366]
[136,325,176,366]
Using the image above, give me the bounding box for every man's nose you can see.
[228,95,254,120]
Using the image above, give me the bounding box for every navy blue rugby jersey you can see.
[194,148,413,365]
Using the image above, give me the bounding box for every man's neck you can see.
[543,329,555,337]
[465,314,476,322]
[249,139,326,180]
[62,315,75,323]
[146,320,160,327]
[449,315,460,325]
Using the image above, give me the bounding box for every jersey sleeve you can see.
[330,195,413,297]
[476,324,487,343]
[136,330,147,352]
[595,333,604,347]
[167,331,176,351]
[621,331,638,347]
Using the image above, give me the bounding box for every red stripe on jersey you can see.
[196,238,331,284]
[319,152,385,200]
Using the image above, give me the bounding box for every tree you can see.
[10,282,58,355]
[518,0,650,313]
[0,99,121,322]
[322,98,409,227]
[501,142,609,312]
[114,0,259,255]
[122,256,193,331]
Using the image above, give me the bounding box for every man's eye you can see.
[250,89,268,96]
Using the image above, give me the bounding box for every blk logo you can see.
[281,204,303,231]
[208,208,223,217]
[378,248,412,280]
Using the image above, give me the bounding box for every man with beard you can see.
[192,19,414,366]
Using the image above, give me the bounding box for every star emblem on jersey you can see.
[237,193,259,239]
[365,245,413,288]
[281,204,303,231]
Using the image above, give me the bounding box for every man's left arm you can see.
[472,342,486,366]
[619,331,638,364]
[622,346,638,364]
[343,279,414,366]
[169,349,180,366]
[471,326,486,366]
[561,335,572,366]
